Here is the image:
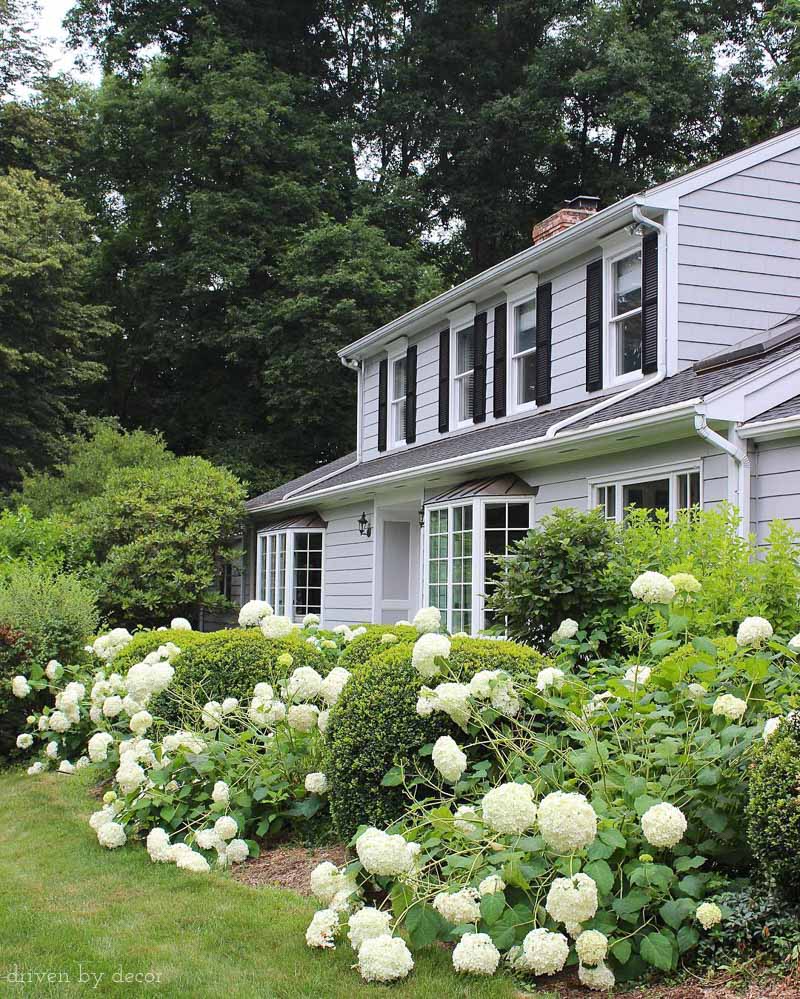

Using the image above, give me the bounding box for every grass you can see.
[0,769,546,998]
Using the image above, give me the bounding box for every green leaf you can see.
[381,767,403,787]
[405,903,443,950]
[612,889,649,921]
[487,910,519,951]
[697,807,727,834]
[667,614,689,635]
[640,931,674,971]
[584,859,614,895]
[677,924,700,954]
[678,875,707,899]
[599,827,627,850]
[501,860,530,890]
[650,639,680,658]
[390,883,414,922]
[692,636,717,657]
[480,893,505,926]
[674,855,706,872]
[696,766,721,786]
[610,939,632,964]
[659,897,695,930]
[634,794,661,816]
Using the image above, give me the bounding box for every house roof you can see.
[744,393,800,424]
[247,335,800,514]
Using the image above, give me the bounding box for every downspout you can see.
[340,356,363,463]
[694,410,750,537]
[545,202,667,439]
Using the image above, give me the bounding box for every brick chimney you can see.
[532,195,599,245]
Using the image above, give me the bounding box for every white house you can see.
[243,126,800,633]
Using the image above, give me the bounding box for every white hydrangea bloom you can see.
[310,862,344,904]
[116,759,146,795]
[355,827,417,876]
[302,613,320,628]
[763,717,781,742]
[624,664,651,686]
[89,705,103,724]
[58,760,75,774]
[195,828,222,851]
[287,666,323,700]
[317,709,330,734]
[102,695,123,718]
[89,804,118,831]
[253,682,273,699]
[536,667,565,692]
[16,733,33,749]
[468,669,520,716]
[415,687,437,718]
[412,606,442,634]
[478,874,505,896]
[214,815,237,841]
[545,873,598,925]
[76,756,90,770]
[695,901,723,929]
[630,571,676,604]
[788,633,800,653]
[27,761,44,775]
[48,711,71,733]
[736,616,773,647]
[306,908,339,949]
[146,828,172,862]
[238,600,273,627]
[712,693,747,722]
[380,633,399,645]
[129,710,153,735]
[431,682,472,727]
[221,697,238,714]
[575,929,608,966]
[347,907,392,951]
[305,772,328,795]
[319,667,351,706]
[125,659,175,702]
[454,804,482,836]
[97,821,127,849]
[481,783,537,836]
[579,961,616,991]
[452,932,501,975]
[432,736,468,784]
[45,659,62,680]
[357,935,413,982]
[553,618,579,641]
[687,682,706,700]
[225,839,250,864]
[411,633,451,679]
[45,740,59,759]
[537,791,597,853]
[669,572,702,594]
[176,850,211,874]
[261,615,294,639]
[248,695,286,728]
[520,928,569,976]
[11,676,30,698]
[170,617,192,631]
[287,703,319,733]
[200,701,223,729]
[641,802,687,848]
[212,780,230,805]
[37,715,49,731]
[92,628,133,661]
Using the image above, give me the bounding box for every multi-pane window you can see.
[257,529,323,621]
[513,299,537,407]
[594,469,701,522]
[483,503,531,626]
[451,505,473,633]
[454,328,475,424]
[610,250,642,378]
[390,357,407,446]
[427,508,449,613]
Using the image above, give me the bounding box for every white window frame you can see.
[422,496,535,634]
[602,232,645,389]
[505,272,540,415]
[589,460,703,523]
[387,338,408,450]
[255,527,326,623]
[447,304,477,430]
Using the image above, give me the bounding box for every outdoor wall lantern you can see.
[418,507,425,528]
[358,511,372,538]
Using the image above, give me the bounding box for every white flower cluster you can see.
[468,669,520,715]
[306,908,339,949]
[481,782,537,836]
[712,693,747,722]
[433,887,481,925]
[11,675,30,698]
[261,614,295,639]
[452,933,500,975]
[332,624,367,643]
[357,935,414,982]
[248,683,286,728]
[431,736,468,783]
[624,664,651,686]
[416,681,470,727]
[310,861,358,907]
[630,571,676,604]
[736,615,773,647]
[238,599,273,628]
[537,791,597,853]
[305,772,328,795]
[641,802,687,849]
[536,666,565,692]
[669,572,701,594]
[347,907,392,950]
[553,618,579,641]
[355,827,419,877]
[545,873,598,925]
[92,628,133,661]
[695,901,723,929]
[478,874,505,896]
[518,928,569,976]
[575,929,608,966]
[411,633,451,679]
[412,605,442,634]
[579,961,616,991]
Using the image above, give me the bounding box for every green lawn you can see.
[0,769,543,998]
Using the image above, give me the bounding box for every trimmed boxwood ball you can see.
[337,623,418,669]
[150,629,330,727]
[110,627,210,674]
[746,730,800,903]
[326,636,550,839]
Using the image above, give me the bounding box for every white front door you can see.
[377,514,419,624]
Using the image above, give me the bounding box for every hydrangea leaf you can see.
[584,859,614,895]
[640,931,674,970]
[479,893,505,926]
[659,897,695,930]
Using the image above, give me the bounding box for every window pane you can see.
[485,504,505,529]
[392,399,406,442]
[393,357,406,399]
[456,329,474,374]
[457,372,474,421]
[614,251,642,315]
[508,504,530,529]
[623,479,670,516]
[514,300,536,353]
[518,351,537,405]
[616,313,642,375]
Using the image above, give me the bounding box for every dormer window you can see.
[453,326,475,425]
[390,356,407,447]
[512,298,537,408]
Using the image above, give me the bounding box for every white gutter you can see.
[737,414,800,440]
[545,202,668,439]
[249,397,700,514]
[694,410,750,537]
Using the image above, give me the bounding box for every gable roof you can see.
[247,336,800,514]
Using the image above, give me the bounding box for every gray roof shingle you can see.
[745,393,800,424]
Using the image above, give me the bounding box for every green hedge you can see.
[109,627,211,674]
[326,636,549,839]
[747,729,800,903]
[337,623,418,669]
[151,628,330,727]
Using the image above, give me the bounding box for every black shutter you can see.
[377,358,388,452]
[472,312,487,423]
[437,329,450,433]
[535,281,553,406]
[493,303,507,418]
[585,259,604,392]
[405,344,417,444]
[641,232,659,374]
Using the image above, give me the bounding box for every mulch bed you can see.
[232,842,348,894]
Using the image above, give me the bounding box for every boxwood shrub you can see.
[326,636,550,839]
[746,727,800,903]
[151,628,330,727]
[110,627,211,674]
[337,623,418,669]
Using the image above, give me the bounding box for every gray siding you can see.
[320,500,374,627]
[754,437,800,544]
[677,150,800,368]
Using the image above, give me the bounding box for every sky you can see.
[34,0,99,81]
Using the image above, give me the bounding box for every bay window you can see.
[256,528,324,621]
[594,467,701,522]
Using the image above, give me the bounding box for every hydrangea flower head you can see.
[452,932,500,975]
[433,888,481,925]
[411,633,451,678]
[238,600,273,628]
[695,901,722,929]
[630,571,676,604]
[545,873,598,924]
[357,935,413,982]
[412,606,442,634]
[712,693,747,722]
[641,801,687,848]
[736,616,773,648]
[553,618,579,641]
[537,791,597,853]
[481,782,537,836]
[520,928,569,976]
[261,615,294,639]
